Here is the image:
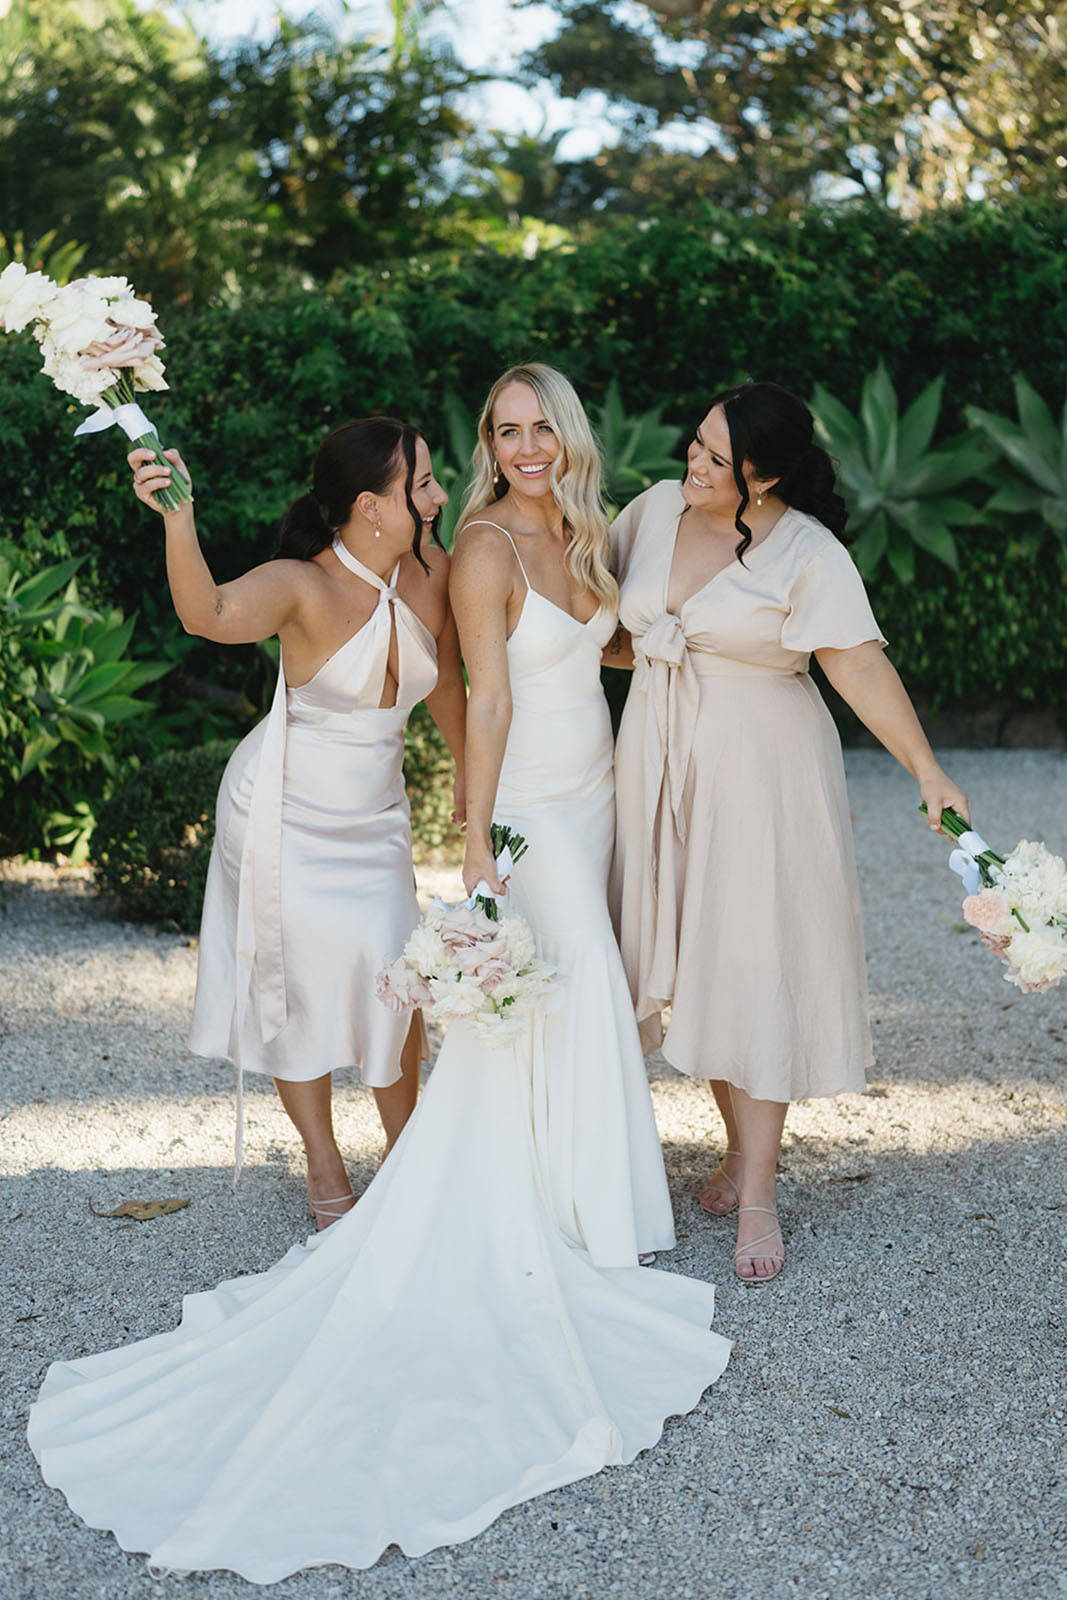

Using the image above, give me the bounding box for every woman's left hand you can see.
[919,771,970,831]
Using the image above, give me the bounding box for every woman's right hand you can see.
[128,446,193,515]
[462,838,508,901]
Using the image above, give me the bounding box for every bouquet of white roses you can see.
[0,262,190,509]
[931,805,1067,993]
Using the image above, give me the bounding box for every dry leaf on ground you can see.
[89,1197,190,1221]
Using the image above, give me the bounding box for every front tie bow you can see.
[636,611,699,850]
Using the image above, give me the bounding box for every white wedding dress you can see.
[27,528,731,1583]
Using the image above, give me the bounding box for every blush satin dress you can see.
[188,541,436,1166]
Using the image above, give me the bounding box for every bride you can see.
[28,368,731,1583]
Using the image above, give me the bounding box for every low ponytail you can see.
[774,442,848,537]
[273,417,440,569]
[276,492,332,560]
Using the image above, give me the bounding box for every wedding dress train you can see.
[28,525,731,1582]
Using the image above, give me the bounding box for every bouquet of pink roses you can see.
[931,805,1067,993]
[376,901,557,1041]
[377,828,557,1041]
[0,263,190,508]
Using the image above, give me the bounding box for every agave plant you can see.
[592,380,684,508]
[811,364,988,582]
[965,377,1067,558]
[0,554,168,853]
[0,228,87,285]
[432,392,478,549]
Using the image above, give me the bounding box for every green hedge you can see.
[1,200,1062,624]
[0,199,1063,866]
[93,740,237,928]
[872,530,1067,714]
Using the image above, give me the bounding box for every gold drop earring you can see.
[755,490,765,508]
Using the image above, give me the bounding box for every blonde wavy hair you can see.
[458,363,617,609]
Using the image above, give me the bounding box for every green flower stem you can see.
[476,822,528,921]
[108,375,191,511]
[920,802,1005,887]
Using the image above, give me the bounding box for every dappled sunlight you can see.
[5,1070,1065,1182]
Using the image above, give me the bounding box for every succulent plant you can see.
[966,377,1067,558]
[812,364,988,582]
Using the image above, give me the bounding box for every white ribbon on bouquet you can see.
[74,401,155,440]
[948,829,994,897]
[466,844,516,909]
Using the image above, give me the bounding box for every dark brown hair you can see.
[276,417,441,570]
[700,382,848,562]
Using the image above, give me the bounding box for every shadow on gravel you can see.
[660,1127,1067,1216]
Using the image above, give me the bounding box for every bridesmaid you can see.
[608,381,968,1282]
[128,419,466,1226]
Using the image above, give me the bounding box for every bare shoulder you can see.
[418,539,451,593]
[451,519,518,583]
[242,554,321,595]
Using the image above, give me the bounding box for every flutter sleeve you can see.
[607,489,650,583]
[780,537,887,654]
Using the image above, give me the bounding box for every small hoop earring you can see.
[492,458,501,477]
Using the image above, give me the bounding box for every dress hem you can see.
[35,1351,730,1585]
[659,1048,873,1102]
[187,1013,432,1088]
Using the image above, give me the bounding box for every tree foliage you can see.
[525,0,1065,215]
[0,0,477,302]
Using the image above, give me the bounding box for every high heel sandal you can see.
[307,1190,355,1230]
[733,1206,784,1283]
[697,1150,741,1216]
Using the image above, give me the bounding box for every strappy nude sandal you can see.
[733,1206,784,1283]
[697,1150,741,1216]
[308,1190,355,1230]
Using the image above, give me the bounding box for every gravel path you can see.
[2,749,1065,1600]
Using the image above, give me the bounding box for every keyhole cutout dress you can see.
[610,480,885,1103]
[188,543,437,1125]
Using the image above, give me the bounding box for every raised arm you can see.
[815,641,969,830]
[129,447,307,644]
[449,525,519,897]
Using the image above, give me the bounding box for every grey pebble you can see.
[1,749,1065,1599]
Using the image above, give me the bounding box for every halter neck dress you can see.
[188,541,437,1145]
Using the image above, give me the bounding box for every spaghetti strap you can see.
[463,519,530,590]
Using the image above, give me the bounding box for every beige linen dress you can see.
[610,478,884,1102]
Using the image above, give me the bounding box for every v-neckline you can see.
[664,498,794,614]
[510,587,603,641]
